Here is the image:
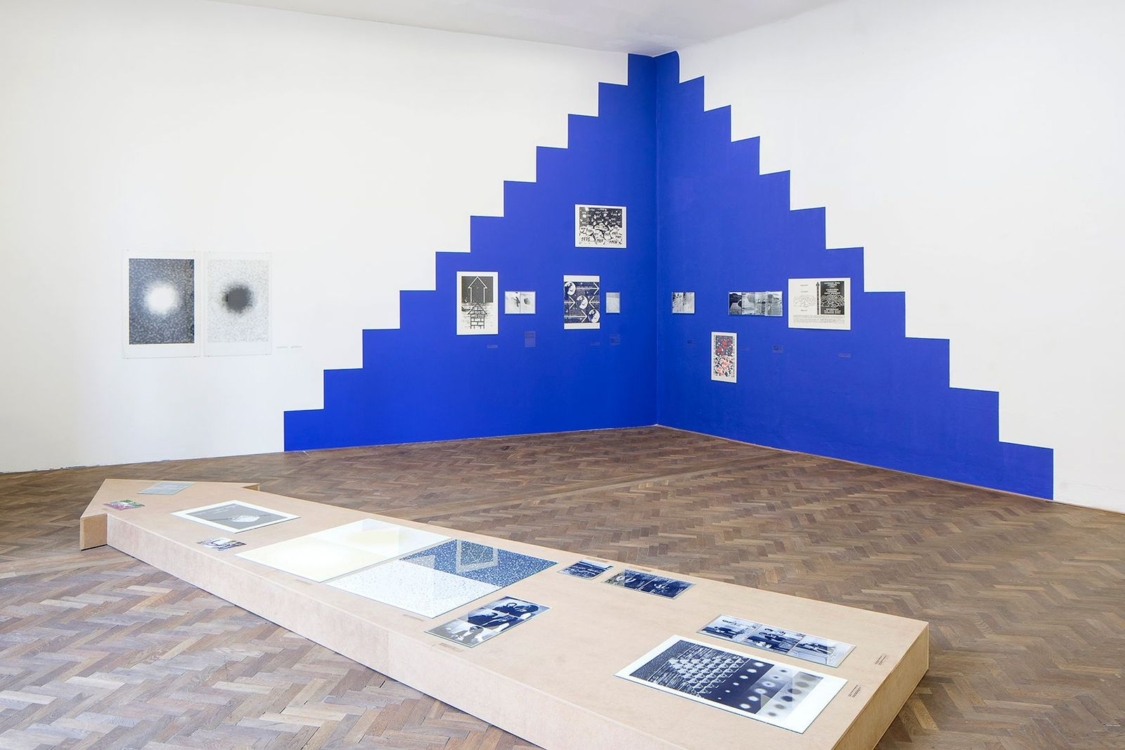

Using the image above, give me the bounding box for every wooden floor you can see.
[1,427,1123,749]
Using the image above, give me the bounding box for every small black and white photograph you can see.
[105,499,143,511]
[564,275,601,330]
[457,271,499,335]
[206,254,271,356]
[605,569,693,599]
[504,290,536,315]
[427,596,549,648]
[700,614,856,667]
[559,559,613,579]
[728,291,783,317]
[172,500,298,534]
[671,291,695,314]
[124,256,198,357]
[616,636,845,733]
[605,291,621,314]
[138,481,194,495]
[575,204,626,248]
[198,537,245,551]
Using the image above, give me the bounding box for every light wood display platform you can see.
[81,479,928,750]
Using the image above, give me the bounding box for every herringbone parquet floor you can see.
[1,427,1123,749]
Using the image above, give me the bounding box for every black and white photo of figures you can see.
[700,614,855,667]
[427,596,549,648]
[457,271,498,335]
[605,569,693,599]
[728,291,783,316]
[575,204,626,248]
[206,256,271,355]
[616,637,846,734]
[127,257,196,348]
[564,275,601,329]
[559,559,613,579]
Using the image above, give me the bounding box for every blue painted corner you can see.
[653,52,1052,498]
[284,52,1053,500]
[284,55,658,451]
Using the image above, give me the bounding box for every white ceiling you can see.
[209,0,842,55]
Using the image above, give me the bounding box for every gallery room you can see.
[1,0,1123,747]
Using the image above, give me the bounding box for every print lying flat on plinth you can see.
[172,501,298,534]
[700,615,855,668]
[605,569,692,599]
[559,559,613,579]
[616,637,846,734]
[105,500,143,511]
[428,596,549,648]
[237,519,449,583]
[198,537,245,551]
[504,291,536,314]
[457,272,498,335]
[329,559,500,618]
[575,204,626,248]
[728,291,783,317]
[123,254,199,358]
[205,254,271,356]
[711,332,737,383]
[788,278,851,330]
[671,291,695,314]
[401,540,555,588]
[138,481,194,495]
[564,275,601,329]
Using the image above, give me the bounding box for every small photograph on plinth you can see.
[199,537,245,551]
[616,636,847,733]
[559,559,613,579]
[428,596,549,648]
[139,481,194,495]
[105,499,143,511]
[605,569,693,599]
[173,501,298,534]
[700,614,855,667]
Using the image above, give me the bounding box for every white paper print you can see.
[728,291,783,317]
[575,205,626,248]
[206,254,271,356]
[616,636,846,734]
[711,332,737,383]
[671,292,695,314]
[457,272,498,335]
[123,254,200,358]
[504,291,536,315]
[788,278,851,330]
[564,275,601,330]
[606,292,621,314]
[172,501,298,534]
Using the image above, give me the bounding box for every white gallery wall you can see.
[679,0,1125,512]
[0,0,626,472]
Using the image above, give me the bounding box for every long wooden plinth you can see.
[82,479,928,749]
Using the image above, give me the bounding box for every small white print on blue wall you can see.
[788,278,851,331]
[711,331,737,383]
[564,275,601,329]
[457,272,498,335]
[575,204,626,248]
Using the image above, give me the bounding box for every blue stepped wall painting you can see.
[285,52,1052,500]
[284,56,658,451]
[654,52,1052,498]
